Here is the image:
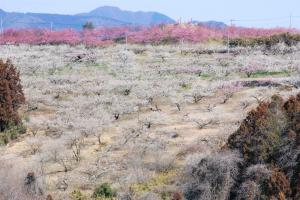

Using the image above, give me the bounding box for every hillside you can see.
[0,6,175,29]
[77,6,175,26]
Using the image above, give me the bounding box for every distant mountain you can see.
[0,9,5,16]
[78,6,175,26]
[0,6,176,30]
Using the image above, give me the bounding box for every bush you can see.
[0,59,25,131]
[229,33,300,49]
[228,93,300,165]
[92,183,117,199]
[229,93,300,198]
[292,155,300,199]
[83,22,95,30]
[183,151,242,200]
[236,165,272,199]
[262,167,291,199]
[0,124,26,145]
[159,37,179,45]
[228,95,286,164]
[183,92,300,199]
[71,190,88,200]
[235,165,291,199]
[171,191,183,200]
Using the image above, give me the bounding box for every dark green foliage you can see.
[0,124,26,145]
[92,183,116,198]
[71,190,87,200]
[113,36,126,44]
[83,21,95,30]
[159,37,179,45]
[229,33,300,49]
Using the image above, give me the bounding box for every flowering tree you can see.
[240,63,262,78]
[0,24,297,46]
[219,82,242,104]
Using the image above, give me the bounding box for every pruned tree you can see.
[240,63,261,78]
[194,119,218,130]
[183,151,242,200]
[219,82,242,104]
[186,85,214,104]
[70,136,83,162]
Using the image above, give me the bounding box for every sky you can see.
[1,0,300,28]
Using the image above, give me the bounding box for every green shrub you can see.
[113,36,126,44]
[71,190,88,200]
[228,33,300,49]
[159,37,179,45]
[0,124,26,145]
[83,22,95,30]
[92,183,116,199]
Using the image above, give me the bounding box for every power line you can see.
[231,20,291,27]
[231,17,289,23]
[223,16,300,27]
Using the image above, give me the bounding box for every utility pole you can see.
[125,33,128,50]
[289,14,292,29]
[0,17,3,34]
[50,22,53,32]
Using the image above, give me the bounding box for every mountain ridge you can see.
[0,6,227,30]
[0,6,175,29]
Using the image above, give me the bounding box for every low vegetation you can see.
[229,32,300,49]
[92,183,117,199]
[0,42,299,199]
[0,24,297,45]
[0,59,25,144]
[183,92,300,199]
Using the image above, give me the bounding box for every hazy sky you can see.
[2,0,300,28]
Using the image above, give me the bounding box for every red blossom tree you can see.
[0,25,297,45]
